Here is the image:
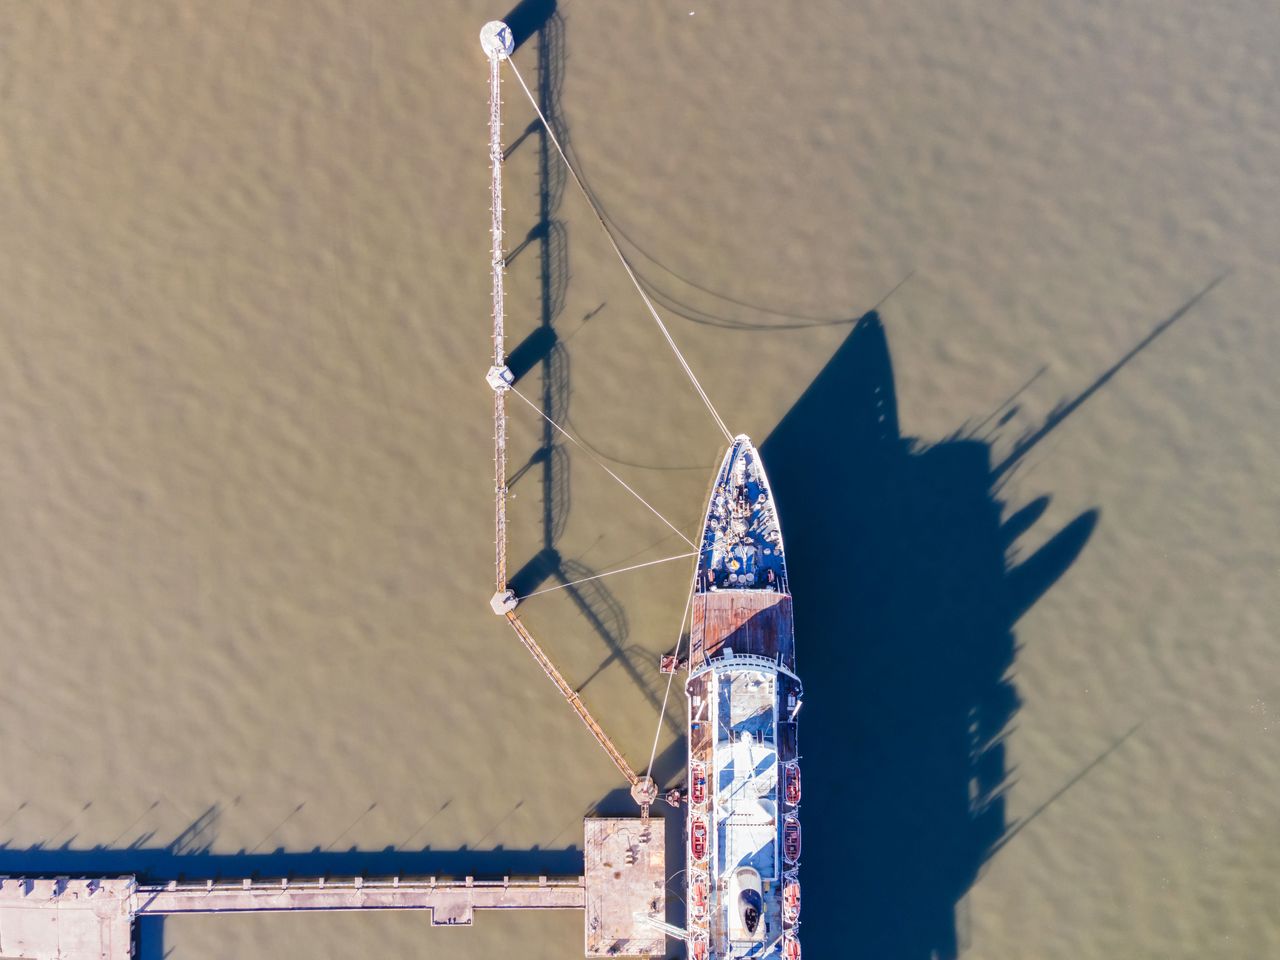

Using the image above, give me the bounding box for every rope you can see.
[645,576,696,783]
[522,551,697,599]
[506,59,734,444]
[509,385,696,548]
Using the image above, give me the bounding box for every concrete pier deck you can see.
[0,878,135,960]
[584,818,665,957]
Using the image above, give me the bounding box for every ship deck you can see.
[690,591,795,672]
[693,661,789,959]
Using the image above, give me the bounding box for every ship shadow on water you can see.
[761,312,1096,960]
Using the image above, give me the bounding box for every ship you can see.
[686,435,802,960]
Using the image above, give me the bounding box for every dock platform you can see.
[583,818,665,958]
[0,877,135,960]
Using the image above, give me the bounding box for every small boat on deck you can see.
[690,873,709,921]
[782,932,801,960]
[690,760,707,807]
[784,760,801,806]
[691,934,709,960]
[782,878,800,924]
[783,815,801,864]
[690,816,708,862]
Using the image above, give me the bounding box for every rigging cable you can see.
[506,59,734,444]
[510,385,696,548]
[522,551,698,599]
[645,577,696,785]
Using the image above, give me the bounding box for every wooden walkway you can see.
[135,875,584,925]
[506,612,643,791]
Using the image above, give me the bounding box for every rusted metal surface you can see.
[689,592,794,669]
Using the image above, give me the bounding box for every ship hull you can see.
[686,436,801,960]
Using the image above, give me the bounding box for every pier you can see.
[134,875,585,924]
[583,818,665,957]
[481,19,659,814]
[0,819,664,959]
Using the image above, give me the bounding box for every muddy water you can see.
[1,1,1277,957]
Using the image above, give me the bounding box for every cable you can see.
[522,551,697,599]
[645,577,697,783]
[509,385,696,548]
[507,59,734,443]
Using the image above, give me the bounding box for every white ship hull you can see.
[686,437,802,960]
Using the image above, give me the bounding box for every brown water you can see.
[1,1,1278,957]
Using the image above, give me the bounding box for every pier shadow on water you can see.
[761,311,1097,960]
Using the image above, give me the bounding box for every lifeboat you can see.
[782,878,801,923]
[783,933,801,960]
[690,760,707,807]
[783,815,801,864]
[690,875,709,921]
[690,816,708,862]
[690,934,709,960]
[784,761,801,806]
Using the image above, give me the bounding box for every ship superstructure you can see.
[686,437,802,960]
